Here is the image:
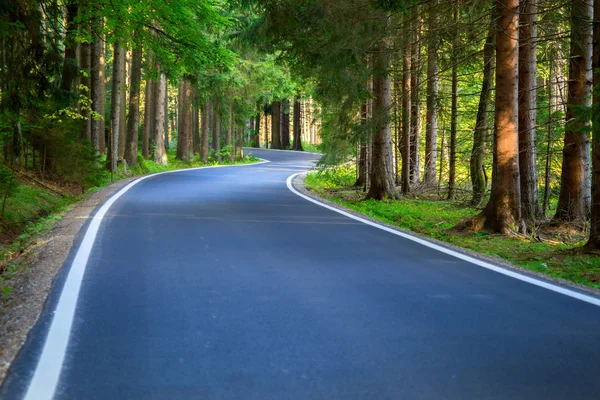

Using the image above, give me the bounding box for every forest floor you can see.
[0,148,260,382]
[303,165,600,291]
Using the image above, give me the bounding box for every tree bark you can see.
[60,2,79,94]
[142,76,154,160]
[226,106,234,155]
[470,26,495,207]
[554,0,593,222]
[271,101,282,149]
[201,99,210,163]
[176,77,193,161]
[585,0,600,249]
[254,109,261,148]
[355,102,368,187]
[125,41,142,167]
[212,100,221,161]
[193,101,201,155]
[118,51,128,160]
[107,41,125,172]
[410,6,421,184]
[518,0,542,221]
[281,98,291,149]
[90,18,106,154]
[366,21,396,200]
[292,96,303,151]
[448,7,459,200]
[477,0,522,234]
[424,2,439,185]
[152,70,168,165]
[401,20,411,195]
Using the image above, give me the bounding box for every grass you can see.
[0,147,259,296]
[305,166,600,290]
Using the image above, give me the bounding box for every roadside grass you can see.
[305,166,600,290]
[0,148,259,298]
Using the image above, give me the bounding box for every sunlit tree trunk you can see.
[479,0,522,233]
[554,0,593,222]
[142,75,154,160]
[355,102,368,187]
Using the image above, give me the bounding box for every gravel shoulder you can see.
[0,176,138,384]
[293,173,600,299]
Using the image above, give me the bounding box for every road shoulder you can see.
[0,177,138,384]
[292,172,600,299]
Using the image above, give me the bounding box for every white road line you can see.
[24,160,269,400]
[286,173,600,308]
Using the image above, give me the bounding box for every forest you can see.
[1,0,600,283]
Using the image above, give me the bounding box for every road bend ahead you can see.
[2,148,600,399]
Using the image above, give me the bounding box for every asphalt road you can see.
[3,148,600,399]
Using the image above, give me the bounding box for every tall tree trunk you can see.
[518,0,541,221]
[366,21,396,200]
[475,0,522,234]
[90,18,106,154]
[281,98,291,149]
[292,96,303,151]
[448,7,459,200]
[355,102,368,187]
[271,101,282,149]
[254,109,261,148]
[125,40,142,167]
[470,26,495,207]
[80,38,91,141]
[107,41,125,172]
[164,78,169,149]
[143,76,154,160]
[193,101,201,155]
[176,77,193,161]
[424,2,439,185]
[212,101,221,161]
[410,6,421,184]
[152,70,168,165]
[118,51,128,160]
[60,2,79,94]
[401,19,411,195]
[226,106,234,154]
[585,0,600,249]
[201,99,210,163]
[554,0,593,222]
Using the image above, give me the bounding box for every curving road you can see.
[2,148,600,399]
